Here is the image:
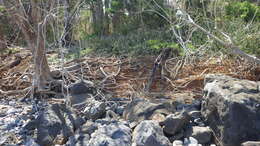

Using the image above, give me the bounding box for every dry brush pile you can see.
[0,49,259,100]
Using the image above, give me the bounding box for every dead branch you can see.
[0,87,31,96]
[179,11,260,65]
[145,48,172,92]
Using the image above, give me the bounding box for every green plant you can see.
[80,29,179,56]
[225,1,260,22]
[219,17,260,56]
[0,5,5,12]
[147,39,182,54]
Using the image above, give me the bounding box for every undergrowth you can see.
[65,1,260,59]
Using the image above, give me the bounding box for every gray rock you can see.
[25,138,40,146]
[183,137,198,145]
[79,121,98,135]
[66,134,90,146]
[173,140,183,146]
[171,94,202,112]
[88,121,132,146]
[75,134,90,146]
[69,80,95,95]
[66,135,77,146]
[84,100,106,120]
[0,101,34,145]
[132,120,171,146]
[241,141,260,146]
[115,105,126,116]
[68,80,96,108]
[35,104,81,146]
[188,126,212,144]
[168,131,184,142]
[162,112,191,135]
[123,98,175,123]
[201,74,260,146]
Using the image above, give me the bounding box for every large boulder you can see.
[132,120,171,146]
[33,104,83,146]
[201,74,260,146]
[123,98,175,123]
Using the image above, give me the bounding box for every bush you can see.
[220,18,260,56]
[79,29,181,56]
[225,1,260,22]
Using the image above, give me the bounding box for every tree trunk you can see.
[2,0,53,91]
[63,0,73,47]
[104,0,111,35]
[91,0,105,36]
[33,23,53,91]
[112,12,123,33]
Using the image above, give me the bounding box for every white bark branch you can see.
[179,12,260,65]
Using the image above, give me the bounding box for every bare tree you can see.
[62,0,85,47]
[1,0,56,91]
[63,0,73,47]
[90,0,106,36]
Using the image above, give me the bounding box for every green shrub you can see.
[220,18,260,56]
[79,29,180,56]
[225,1,260,22]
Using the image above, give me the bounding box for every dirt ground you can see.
[1,50,259,103]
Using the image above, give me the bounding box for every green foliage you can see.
[1,47,20,54]
[225,1,260,22]
[81,29,178,56]
[0,5,5,12]
[65,47,94,60]
[111,0,124,12]
[216,17,260,56]
[147,40,181,52]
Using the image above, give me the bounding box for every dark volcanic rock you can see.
[83,99,106,120]
[162,111,191,135]
[34,104,83,146]
[132,120,171,146]
[68,80,96,108]
[66,134,90,146]
[185,126,212,144]
[123,98,175,123]
[201,74,260,146]
[25,138,40,146]
[0,99,34,145]
[78,121,98,135]
[69,80,95,95]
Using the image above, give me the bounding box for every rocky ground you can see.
[1,74,260,146]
